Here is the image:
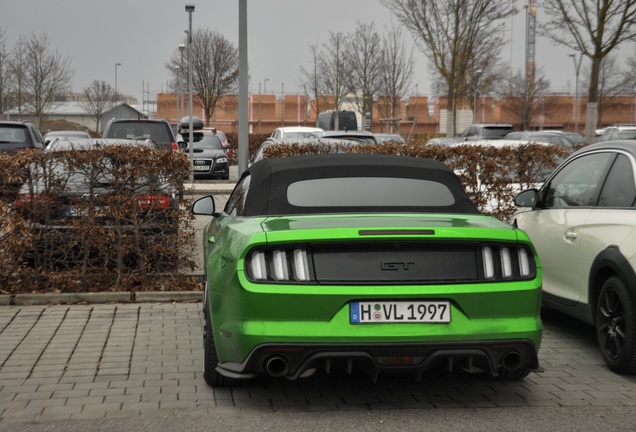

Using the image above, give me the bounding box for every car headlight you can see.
[216,157,228,164]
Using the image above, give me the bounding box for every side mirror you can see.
[191,195,216,216]
[515,189,539,208]
[178,141,187,149]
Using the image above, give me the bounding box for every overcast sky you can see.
[1,0,601,110]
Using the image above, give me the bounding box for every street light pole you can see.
[173,66,180,121]
[114,62,121,96]
[569,53,582,133]
[179,44,185,121]
[186,4,195,183]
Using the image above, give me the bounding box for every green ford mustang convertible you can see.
[192,153,543,387]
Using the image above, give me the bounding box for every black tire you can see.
[596,276,636,374]
[203,311,243,387]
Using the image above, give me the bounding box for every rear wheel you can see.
[596,276,636,374]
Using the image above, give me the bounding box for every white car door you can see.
[515,152,614,304]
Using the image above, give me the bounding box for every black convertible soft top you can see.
[241,153,479,216]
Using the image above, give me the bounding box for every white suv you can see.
[514,140,636,374]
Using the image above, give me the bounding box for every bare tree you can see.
[319,32,352,129]
[299,43,327,117]
[7,36,27,120]
[382,0,515,136]
[540,0,636,138]
[18,32,73,127]
[342,22,383,122]
[376,25,414,132]
[166,29,239,127]
[497,69,557,130]
[80,80,119,133]
[581,55,626,127]
[622,54,636,122]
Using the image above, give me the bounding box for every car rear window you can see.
[287,177,455,208]
[109,122,171,143]
[0,126,31,144]
[483,127,514,138]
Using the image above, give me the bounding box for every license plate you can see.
[65,206,109,217]
[193,165,210,171]
[350,301,451,323]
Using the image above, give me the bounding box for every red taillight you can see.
[137,194,171,211]
[171,142,179,151]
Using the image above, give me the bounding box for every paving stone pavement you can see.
[1,303,636,424]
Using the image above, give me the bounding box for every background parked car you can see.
[0,121,46,155]
[320,130,377,143]
[504,131,577,147]
[14,138,180,269]
[1,121,46,199]
[43,130,91,146]
[102,118,177,151]
[426,123,515,146]
[596,126,636,142]
[270,126,324,140]
[554,131,585,146]
[514,140,636,374]
[315,110,358,131]
[177,129,229,179]
[374,133,406,144]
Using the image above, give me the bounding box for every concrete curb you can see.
[135,291,202,303]
[4,291,202,306]
[14,292,132,305]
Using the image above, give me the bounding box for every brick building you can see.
[156,92,636,139]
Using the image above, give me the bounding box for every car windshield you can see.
[181,133,223,150]
[0,126,30,144]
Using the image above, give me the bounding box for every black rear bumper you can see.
[217,340,540,381]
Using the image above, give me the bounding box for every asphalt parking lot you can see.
[1,303,636,426]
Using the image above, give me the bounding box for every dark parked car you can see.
[193,153,542,387]
[1,121,46,198]
[14,138,180,267]
[102,119,178,152]
[177,130,230,179]
[0,121,46,154]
